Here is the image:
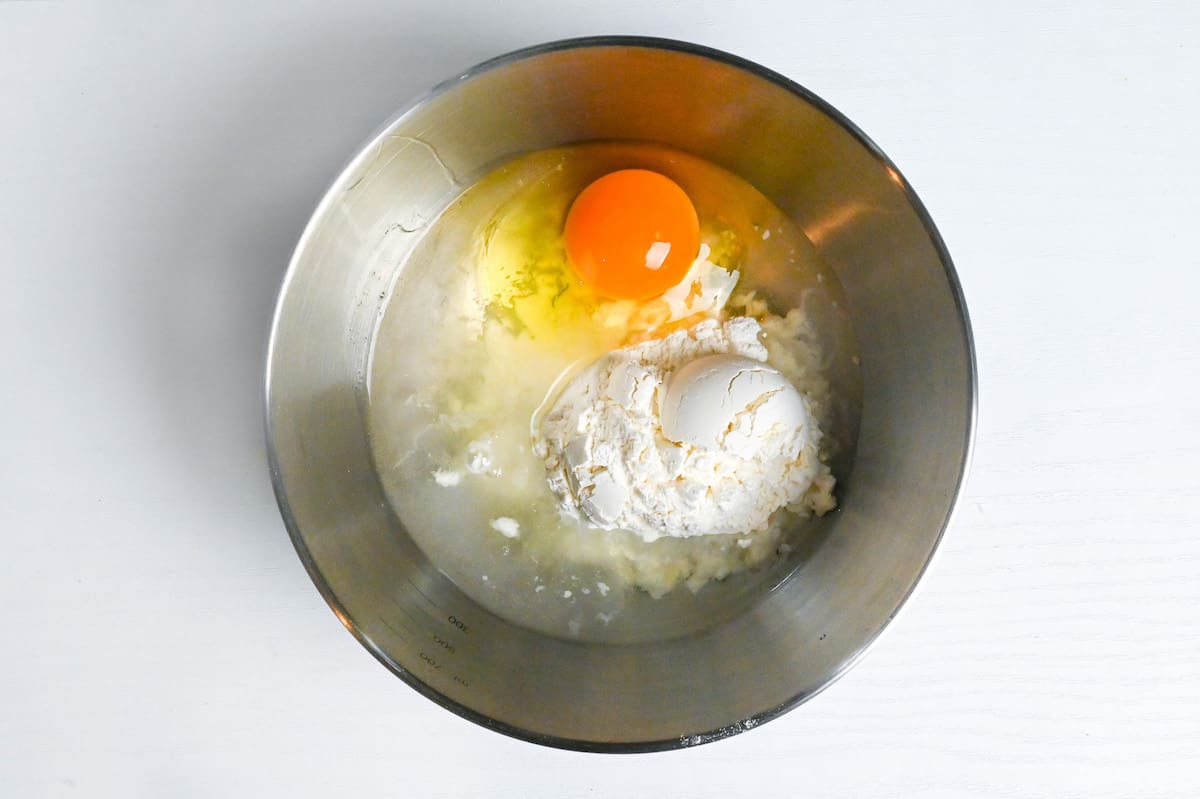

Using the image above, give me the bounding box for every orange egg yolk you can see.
[563,169,700,300]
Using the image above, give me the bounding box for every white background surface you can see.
[3,2,1199,796]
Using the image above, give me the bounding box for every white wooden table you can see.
[3,2,1198,796]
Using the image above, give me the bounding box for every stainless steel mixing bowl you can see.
[266,37,975,751]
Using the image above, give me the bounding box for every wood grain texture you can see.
[1,1,1197,797]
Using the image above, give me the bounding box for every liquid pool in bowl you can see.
[367,141,862,644]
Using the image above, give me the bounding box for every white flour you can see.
[535,318,836,542]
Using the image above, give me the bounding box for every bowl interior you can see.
[266,39,974,750]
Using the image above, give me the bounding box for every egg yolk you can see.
[563,169,700,300]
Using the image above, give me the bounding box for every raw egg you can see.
[563,169,700,300]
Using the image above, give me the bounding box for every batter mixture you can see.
[367,142,860,642]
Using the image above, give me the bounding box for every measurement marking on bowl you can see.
[389,591,475,652]
[388,595,427,623]
[377,614,410,641]
[414,645,473,690]
[390,601,425,630]
[429,633,456,654]
[404,576,440,609]
[381,613,473,689]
